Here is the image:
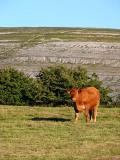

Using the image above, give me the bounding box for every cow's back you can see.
[78,87,100,108]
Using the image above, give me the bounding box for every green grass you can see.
[0,105,120,160]
[0,27,120,43]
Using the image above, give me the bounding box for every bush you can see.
[0,66,113,106]
[0,68,42,105]
[37,65,112,106]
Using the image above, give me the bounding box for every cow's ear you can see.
[78,89,82,93]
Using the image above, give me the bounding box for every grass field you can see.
[0,27,120,43]
[0,105,120,160]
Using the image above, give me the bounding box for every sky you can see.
[0,0,120,29]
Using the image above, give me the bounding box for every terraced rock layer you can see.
[0,28,120,101]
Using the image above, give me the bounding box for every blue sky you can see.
[0,0,120,29]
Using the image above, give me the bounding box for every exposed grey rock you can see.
[1,41,120,101]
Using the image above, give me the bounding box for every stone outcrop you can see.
[1,41,120,101]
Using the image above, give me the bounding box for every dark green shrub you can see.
[0,66,113,106]
[37,65,112,106]
[0,68,42,105]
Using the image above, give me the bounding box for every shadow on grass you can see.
[31,117,71,122]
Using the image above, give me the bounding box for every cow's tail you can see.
[89,110,92,120]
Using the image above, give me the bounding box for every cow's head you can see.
[67,88,79,102]
[67,88,85,111]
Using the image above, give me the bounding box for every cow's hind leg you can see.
[93,108,97,123]
[93,101,99,123]
[89,110,92,121]
[85,109,90,124]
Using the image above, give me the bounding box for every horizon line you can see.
[0,26,120,30]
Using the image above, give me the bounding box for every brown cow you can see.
[67,87,100,123]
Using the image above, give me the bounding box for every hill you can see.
[0,27,120,101]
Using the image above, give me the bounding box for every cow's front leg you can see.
[73,102,79,122]
[75,112,79,122]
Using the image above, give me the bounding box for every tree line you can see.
[0,65,115,106]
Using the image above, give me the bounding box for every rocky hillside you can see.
[0,27,120,102]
